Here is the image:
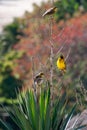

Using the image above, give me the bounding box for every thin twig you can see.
[44,23,65,69]
[79,80,87,100]
[65,46,71,61]
[75,88,79,105]
[31,56,37,102]
[50,17,53,36]
[49,16,54,106]
[65,42,74,61]
[37,55,44,70]
[50,40,54,103]
[55,39,67,57]
[49,40,54,86]
[53,27,65,40]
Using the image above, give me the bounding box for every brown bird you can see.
[42,6,58,17]
[34,72,44,85]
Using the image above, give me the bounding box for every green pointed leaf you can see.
[0,118,13,130]
[61,104,76,130]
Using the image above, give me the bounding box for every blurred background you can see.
[0,0,48,32]
[0,0,87,129]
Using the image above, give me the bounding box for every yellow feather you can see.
[57,55,66,73]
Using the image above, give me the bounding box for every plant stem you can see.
[31,56,37,102]
[49,16,54,106]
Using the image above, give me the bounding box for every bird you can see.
[56,54,66,73]
[34,72,44,85]
[42,6,58,17]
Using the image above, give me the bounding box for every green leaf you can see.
[0,118,13,130]
[61,104,76,130]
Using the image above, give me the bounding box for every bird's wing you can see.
[42,7,54,17]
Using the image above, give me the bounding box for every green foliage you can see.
[54,0,87,21]
[55,0,78,18]
[0,88,84,130]
[0,18,24,54]
[0,50,24,101]
[81,0,87,11]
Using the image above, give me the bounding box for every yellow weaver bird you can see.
[42,6,58,17]
[34,72,44,85]
[57,54,66,73]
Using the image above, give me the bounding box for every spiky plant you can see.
[0,88,86,130]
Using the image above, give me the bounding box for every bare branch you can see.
[65,42,74,61]
[53,27,65,40]
[55,40,67,57]
[65,45,71,61]
[31,56,37,102]
[37,55,44,70]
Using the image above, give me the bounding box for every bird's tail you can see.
[62,69,66,74]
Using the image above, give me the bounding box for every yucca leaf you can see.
[52,97,60,129]
[24,90,39,130]
[39,88,50,130]
[3,97,32,130]
[24,92,33,127]
[18,91,27,116]
[52,93,67,130]
[61,104,76,130]
[0,118,13,130]
[11,104,32,130]
[24,91,33,126]
[44,89,50,130]
[39,90,45,130]
[44,104,51,130]
[0,88,78,130]
[44,88,50,114]
[30,91,39,130]
[0,104,23,130]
